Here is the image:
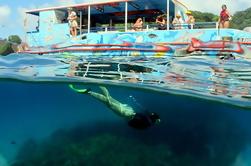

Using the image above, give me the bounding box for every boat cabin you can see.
[25,0,188,46]
[25,0,251,48]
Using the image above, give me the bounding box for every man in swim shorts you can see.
[69,84,161,129]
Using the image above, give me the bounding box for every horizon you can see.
[0,0,250,39]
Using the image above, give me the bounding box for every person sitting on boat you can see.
[172,13,184,29]
[69,84,161,129]
[218,4,231,29]
[185,10,195,29]
[133,18,143,31]
[156,15,166,30]
[67,8,78,37]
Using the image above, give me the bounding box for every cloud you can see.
[179,0,251,14]
[0,5,11,24]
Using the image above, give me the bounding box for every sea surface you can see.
[0,53,251,166]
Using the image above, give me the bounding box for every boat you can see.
[20,0,251,56]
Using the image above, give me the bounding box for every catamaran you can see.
[20,0,251,56]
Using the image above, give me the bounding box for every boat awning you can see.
[26,0,185,16]
[26,0,132,15]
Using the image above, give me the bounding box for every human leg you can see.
[224,21,230,28]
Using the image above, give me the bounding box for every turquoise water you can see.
[0,53,251,165]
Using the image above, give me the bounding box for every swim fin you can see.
[69,84,91,94]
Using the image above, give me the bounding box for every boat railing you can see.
[191,22,218,29]
[146,22,218,30]
[82,22,218,34]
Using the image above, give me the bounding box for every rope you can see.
[84,62,91,77]
[117,63,123,80]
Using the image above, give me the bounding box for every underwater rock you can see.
[11,112,250,166]
[12,133,175,166]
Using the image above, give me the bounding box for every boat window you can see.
[25,13,39,33]
[55,10,68,24]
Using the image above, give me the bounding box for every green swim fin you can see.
[69,84,90,94]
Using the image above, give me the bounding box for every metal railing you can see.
[79,22,218,34]
[26,22,218,39]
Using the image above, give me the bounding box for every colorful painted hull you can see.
[22,29,251,57]
[27,28,251,47]
[19,41,174,57]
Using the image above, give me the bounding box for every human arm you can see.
[218,15,221,23]
[190,16,195,24]
[187,16,195,24]
[226,10,232,20]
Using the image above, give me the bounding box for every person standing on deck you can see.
[69,84,161,129]
[218,4,231,28]
[172,13,184,29]
[67,8,78,37]
[185,11,195,29]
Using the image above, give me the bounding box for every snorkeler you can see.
[69,84,160,129]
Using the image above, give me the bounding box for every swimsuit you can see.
[220,10,230,22]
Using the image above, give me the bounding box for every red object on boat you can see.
[187,38,244,54]
[19,43,171,55]
[51,42,133,49]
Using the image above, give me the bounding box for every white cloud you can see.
[180,0,251,14]
[0,5,11,24]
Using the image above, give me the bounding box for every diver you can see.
[69,84,160,129]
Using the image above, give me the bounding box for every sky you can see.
[0,0,250,39]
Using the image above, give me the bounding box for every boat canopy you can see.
[26,0,188,31]
[26,0,187,16]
